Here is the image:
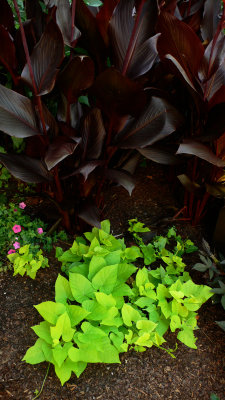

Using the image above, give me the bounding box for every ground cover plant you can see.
[0,0,224,232]
[22,220,213,386]
[0,201,67,275]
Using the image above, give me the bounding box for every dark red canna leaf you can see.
[114,96,183,149]
[160,0,177,15]
[21,20,65,95]
[138,146,181,165]
[57,56,95,104]
[25,0,44,40]
[63,161,103,181]
[56,0,81,47]
[15,20,37,68]
[157,11,204,83]
[201,0,221,42]
[78,200,101,228]
[96,0,120,45]
[0,84,40,138]
[0,153,52,183]
[204,62,225,102]
[57,96,84,130]
[105,168,135,196]
[176,139,225,167]
[177,174,202,194]
[0,0,15,34]
[209,85,225,109]
[44,136,78,170]
[81,108,106,160]
[91,68,146,117]
[199,32,225,82]
[76,0,106,70]
[109,0,159,78]
[0,25,17,74]
[178,0,204,19]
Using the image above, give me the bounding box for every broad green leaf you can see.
[101,306,119,326]
[66,358,87,378]
[82,299,108,321]
[58,249,81,263]
[110,331,126,352]
[54,358,72,385]
[69,273,94,303]
[157,284,170,300]
[50,312,75,342]
[92,264,118,294]
[112,283,134,297]
[22,338,46,364]
[134,332,153,347]
[136,268,149,288]
[169,290,184,301]
[170,315,181,332]
[55,274,74,304]
[136,320,157,333]
[122,304,142,327]
[123,247,142,262]
[101,220,110,234]
[95,292,116,308]
[88,256,106,280]
[32,321,52,345]
[67,305,90,326]
[35,302,66,324]
[117,263,137,283]
[135,297,154,308]
[158,299,171,319]
[41,341,53,363]
[142,244,156,265]
[105,250,121,265]
[53,342,73,368]
[177,327,197,349]
[183,298,202,311]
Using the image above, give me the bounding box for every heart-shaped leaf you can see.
[114,96,183,149]
[45,137,78,170]
[0,153,53,183]
[57,56,95,104]
[0,84,40,138]
[21,20,64,95]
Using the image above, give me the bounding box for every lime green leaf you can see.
[53,342,73,368]
[123,247,142,262]
[117,263,137,283]
[55,274,74,304]
[157,284,170,300]
[101,220,110,234]
[136,320,157,333]
[22,338,46,364]
[88,256,106,280]
[158,300,171,319]
[34,302,66,324]
[92,264,118,294]
[67,305,90,326]
[170,315,181,332]
[136,268,149,288]
[51,312,75,342]
[69,273,94,303]
[32,321,52,344]
[82,299,108,321]
[54,358,72,385]
[122,304,142,327]
[135,297,154,308]
[177,327,197,349]
[134,333,153,347]
[112,283,134,297]
[95,292,116,308]
[142,244,156,265]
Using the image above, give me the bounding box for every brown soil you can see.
[0,164,225,400]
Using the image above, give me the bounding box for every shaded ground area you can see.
[0,164,225,400]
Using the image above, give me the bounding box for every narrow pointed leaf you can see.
[45,137,78,170]
[115,96,183,149]
[105,169,135,196]
[204,62,225,102]
[96,0,120,45]
[21,20,64,95]
[0,84,40,138]
[176,140,225,167]
[0,153,53,183]
[63,161,103,181]
[78,201,101,228]
[177,174,202,193]
[58,56,95,104]
[199,32,225,82]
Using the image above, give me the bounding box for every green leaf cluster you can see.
[7,245,49,279]
[23,220,213,385]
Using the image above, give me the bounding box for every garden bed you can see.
[0,164,224,400]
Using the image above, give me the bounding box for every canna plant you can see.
[0,0,224,231]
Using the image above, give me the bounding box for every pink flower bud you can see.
[37,228,43,235]
[13,242,20,250]
[19,202,26,209]
[8,249,16,254]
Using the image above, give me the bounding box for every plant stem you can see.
[122,0,146,76]
[71,0,77,45]
[13,0,47,135]
[32,363,50,400]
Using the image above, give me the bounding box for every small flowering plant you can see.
[0,202,67,275]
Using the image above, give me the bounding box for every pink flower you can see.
[14,209,17,212]
[19,202,26,209]
[8,249,16,254]
[12,225,21,233]
[13,242,20,250]
[37,228,43,235]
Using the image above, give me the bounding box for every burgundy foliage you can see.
[0,0,224,229]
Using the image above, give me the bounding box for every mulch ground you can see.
[0,163,225,400]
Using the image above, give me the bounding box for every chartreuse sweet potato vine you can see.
[23,220,213,385]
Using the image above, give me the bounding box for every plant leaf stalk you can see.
[12,0,47,136]
[122,0,146,76]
